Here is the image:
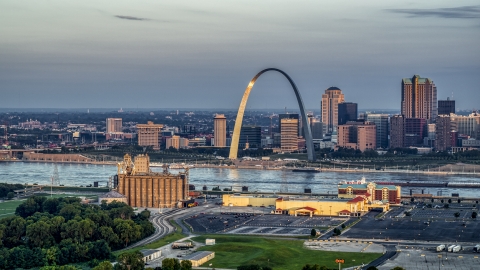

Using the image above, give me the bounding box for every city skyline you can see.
[1,1,479,110]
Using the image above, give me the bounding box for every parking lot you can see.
[184,211,344,235]
[344,207,480,243]
[378,246,480,270]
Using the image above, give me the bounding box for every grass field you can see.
[193,235,381,270]
[0,199,26,218]
[113,220,185,257]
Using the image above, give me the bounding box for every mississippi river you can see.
[1,162,480,197]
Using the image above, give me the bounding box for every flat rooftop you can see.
[182,251,214,261]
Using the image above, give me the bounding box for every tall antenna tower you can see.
[52,164,60,186]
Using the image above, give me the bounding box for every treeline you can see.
[0,197,154,269]
[0,183,24,198]
[330,148,380,158]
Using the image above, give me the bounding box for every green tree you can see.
[162,258,180,270]
[40,265,80,270]
[7,192,14,200]
[301,265,328,270]
[390,267,405,270]
[114,219,141,247]
[138,209,151,220]
[0,224,5,247]
[472,212,477,219]
[310,228,317,237]
[59,204,81,220]
[50,216,65,242]
[180,259,192,270]
[15,197,41,218]
[116,251,144,270]
[93,261,114,270]
[237,265,261,270]
[1,216,26,247]
[454,212,460,219]
[448,199,452,204]
[98,226,120,247]
[43,198,61,214]
[26,220,55,248]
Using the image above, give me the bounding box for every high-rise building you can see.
[390,115,405,148]
[435,115,454,151]
[366,114,389,149]
[137,121,163,150]
[213,114,227,147]
[401,75,437,123]
[438,98,455,115]
[338,102,358,125]
[337,121,376,152]
[310,118,323,140]
[279,113,299,137]
[321,87,345,134]
[239,126,261,148]
[405,118,427,147]
[281,118,299,152]
[106,118,122,133]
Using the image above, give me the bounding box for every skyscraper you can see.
[338,102,358,125]
[366,114,389,149]
[239,126,261,148]
[279,113,299,137]
[281,118,299,152]
[213,114,227,147]
[321,87,345,134]
[401,75,437,123]
[435,115,454,151]
[310,118,323,140]
[390,115,405,148]
[438,98,455,115]
[405,118,427,147]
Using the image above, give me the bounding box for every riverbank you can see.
[2,159,480,177]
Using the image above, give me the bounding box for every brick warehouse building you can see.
[337,177,401,204]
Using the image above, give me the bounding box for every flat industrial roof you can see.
[140,249,160,257]
[183,251,214,261]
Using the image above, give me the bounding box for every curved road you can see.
[121,209,182,251]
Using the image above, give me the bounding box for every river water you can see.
[1,162,480,197]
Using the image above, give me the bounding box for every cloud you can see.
[115,15,149,21]
[387,5,480,19]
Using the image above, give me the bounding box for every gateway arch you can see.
[228,68,316,161]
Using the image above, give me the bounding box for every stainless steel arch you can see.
[229,68,316,161]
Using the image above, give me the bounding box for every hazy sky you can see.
[1,0,479,111]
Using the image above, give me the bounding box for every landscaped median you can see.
[192,234,382,270]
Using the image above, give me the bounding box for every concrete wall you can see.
[23,152,93,162]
